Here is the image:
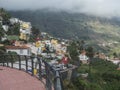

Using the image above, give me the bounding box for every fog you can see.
[0,0,120,17]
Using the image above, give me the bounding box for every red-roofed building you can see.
[5,46,31,56]
[61,57,69,65]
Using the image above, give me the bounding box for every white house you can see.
[1,37,7,41]
[79,54,89,60]
[5,46,31,56]
[9,18,19,24]
[41,32,47,36]
[45,40,51,45]
[110,59,120,65]
[79,54,89,64]
[2,25,9,32]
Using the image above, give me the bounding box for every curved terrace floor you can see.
[0,66,45,90]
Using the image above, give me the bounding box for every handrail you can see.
[0,54,63,90]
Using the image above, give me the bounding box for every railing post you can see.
[6,54,9,67]
[54,71,62,90]
[6,55,9,67]
[18,55,21,70]
[45,63,52,90]
[25,56,28,72]
[45,65,49,90]
[5,54,9,67]
[31,57,34,76]
[38,57,42,80]
[48,70,52,90]
[3,55,5,66]
[11,55,13,68]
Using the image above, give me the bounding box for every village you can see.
[1,14,120,72]
[0,16,75,71]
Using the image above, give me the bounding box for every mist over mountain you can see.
[1,0,120,18]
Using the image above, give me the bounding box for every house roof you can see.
[5,46,29,49]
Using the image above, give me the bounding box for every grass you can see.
[6,35,19,40]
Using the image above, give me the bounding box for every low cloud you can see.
[0,0,120,17]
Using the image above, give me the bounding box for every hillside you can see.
[9,11,120,39]
[9,10,120,53]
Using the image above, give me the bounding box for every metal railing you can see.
[0,54,63,90]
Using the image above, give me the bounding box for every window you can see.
[27,49,30,55]
[20,49,23,54]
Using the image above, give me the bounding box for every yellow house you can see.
[19,33,27,40]
[35,41,41,47]
[21,23,30,29]
[41,47,46,51]
[51,39,58,45]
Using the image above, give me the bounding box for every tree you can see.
[86,46,94,81]
[0,8,11,21]
[113,52,118,58]
[76,40,86,53]
[67,41,79,65]
[0,46,6,63]
[0,24,5,41]
[31,26,41,38]
[86,46,94,59]
[7,23,20,35]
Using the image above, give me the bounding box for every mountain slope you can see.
[9,10,120,52]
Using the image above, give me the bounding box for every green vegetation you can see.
[109,46,120,58]
[65,59,120,90]
[0,46,18,63]
[7,51,19,62]
[6,35,19,40]
[7,23,20,35]
[67,41,79,64]
[0,24,5,41]
[0,8,11,21]
[66,41,120,90]
[32,26,41,38]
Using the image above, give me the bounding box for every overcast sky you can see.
[0,0,120,17]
